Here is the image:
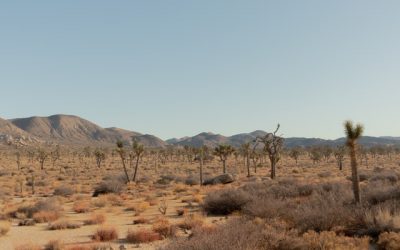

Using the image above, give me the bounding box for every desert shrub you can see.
[92,226,118,242]
[53,186,75,197]
[0,221,11,236]
[318,171,331,178]
[33,211,61,223]
[363,201,400,235]
[178,214,204,230]
[202,188,250,215]
[152,218,177,238]
[302,231,370,250]
[130,201,150,214]
[185,176,199,186]
[161,217,299,250]
[370,172,398,183]
[44,240,64,250]
[133,217,149,225]
[93,179,123,197]
[18,219,36,226]
[378,232,400,250]
[364,183,400,205]
[73,201,91,213]
[176,208,187,216]
[84,213,106,225]
[289,191,361,233]
[48,219,81,230]
[105,194,124,206]
[126,228,161,243]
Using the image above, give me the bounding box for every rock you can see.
[203,174,235,185]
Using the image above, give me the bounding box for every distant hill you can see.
[8,114,165,147]
[0,117,37,146]
[1,114,400,149]
[169,132,400,148]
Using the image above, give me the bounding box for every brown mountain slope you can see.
[0,117,37,145]
[9,115,165,147]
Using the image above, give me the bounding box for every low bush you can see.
[0,221,11,236]
[378,232,400,250]
[84,213,106,225]
[126,228,161,243]
[92,226,118,242]
[202,189,250,215]
[53,186,75,197]
[48,219,81,230]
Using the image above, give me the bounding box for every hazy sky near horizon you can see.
[1,1,399,140]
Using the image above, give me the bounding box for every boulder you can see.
[203,174,235,185]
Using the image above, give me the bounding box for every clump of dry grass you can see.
[126,228,161,243]
[178,214,204,230]
[84,213,106,225]
[152,218,177,238]
[48,219,81,230]
[302,231,369,249]
[378,232,400,250]
[33,211,61,223]
[92,226,118,242]
[44,240,64,250]
[133,217,149,225]
[0,220,11,236]
[73,201,91,213]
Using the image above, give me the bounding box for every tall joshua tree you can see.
[255,124,284,179]
[116,140,130,183]
[131,138,145,182]
[344,120,364,204]
[213,144,235,174]
[240,142,251,177]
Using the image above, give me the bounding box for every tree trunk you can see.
[339,160,343,171]
[199,156,203,185]
[133,157,140,182]
[270,157,276,179]
[350,144,361,203]
[246,155,250,177]
[223,160,226,174]
[121,159,130,183]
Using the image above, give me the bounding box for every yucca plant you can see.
[344,120,364,203]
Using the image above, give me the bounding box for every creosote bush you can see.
[92,226,118,242]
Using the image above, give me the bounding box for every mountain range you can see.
[0,114,399,148]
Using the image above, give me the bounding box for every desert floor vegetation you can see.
[1,141,400,249]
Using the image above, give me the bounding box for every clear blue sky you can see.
[1,1,399,140]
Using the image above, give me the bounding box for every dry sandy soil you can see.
[0,148,399,249]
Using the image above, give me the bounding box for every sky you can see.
[1,1,399,140]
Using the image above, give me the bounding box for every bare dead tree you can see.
[254,124,284,179]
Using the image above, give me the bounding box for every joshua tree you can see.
[255,124,284,179]
[321,145,333,162]
[240,142,251,177]
[344,120,364,204]
[195,145,209,185]
[289,147,301,165]
[309,147,322,164]
[183,145,194,163]
[15,151,21,170]
[94,148,106,168]
[37,148,48,170]
[334,145,346,170]
[131,138,145,182]
[214,144,235,174]
[51,145,61,168]
[116,140,130,183]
